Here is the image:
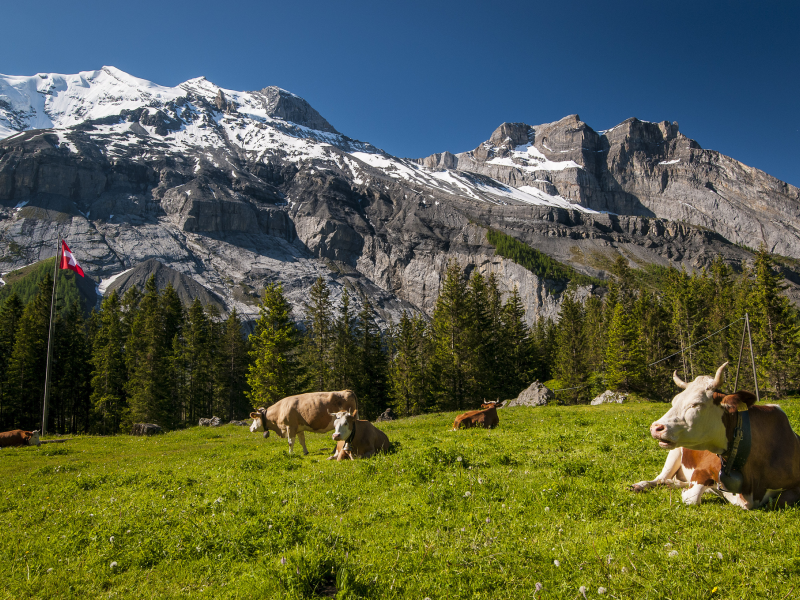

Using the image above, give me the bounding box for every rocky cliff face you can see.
[1,67,798,326]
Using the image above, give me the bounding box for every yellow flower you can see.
[712,587,718,594]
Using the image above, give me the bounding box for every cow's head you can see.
[330,409,357,441]
[28,430,40,447]
[249,408,275,438]
[481,401,501,409]
[650,362,749,454]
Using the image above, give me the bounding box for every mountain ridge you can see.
[1,66,798,325]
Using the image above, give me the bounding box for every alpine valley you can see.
[1,66,798,325]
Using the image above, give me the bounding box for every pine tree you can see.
[303,278,333,391]
[51,302,91,433]
[500,286,533,399]
[90,290,128,433]
[247,283,302,407]
[184,298,214,421]
[430,262,471,411]
[126,276,174,429]
[0,293,23,429]
[634,289,675,400]
[354,295,389,419]
[217,309,249,420]
[747,246,798,396]
[331,287,358,391]
[553,293,587,403]
[605,303,645,391]
[466,271,493,403]
[6,274,52,429]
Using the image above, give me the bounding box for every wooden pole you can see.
[745,312,761,403]
[42,236,60,436]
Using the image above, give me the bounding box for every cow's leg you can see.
[296,431,309,456]
[630,447,684,492]
[681,483,710,506]
[768,487,800,509]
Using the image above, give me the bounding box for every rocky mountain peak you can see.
[252,86,338,134]
[488,122,533,148]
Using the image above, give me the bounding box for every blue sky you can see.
[4,0,798,186]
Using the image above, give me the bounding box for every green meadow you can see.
[2,401,800,599]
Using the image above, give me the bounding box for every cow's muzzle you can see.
[332,433,341,441]
[650,423,675,448]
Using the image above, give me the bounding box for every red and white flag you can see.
[59,240,85,277]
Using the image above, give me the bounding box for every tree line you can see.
[0,244,797,433]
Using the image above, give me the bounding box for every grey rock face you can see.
[1,67,799,332]
[590,390,627,405]
[199,416,222,426]
[376,408,396,422]
[506,381,554,407]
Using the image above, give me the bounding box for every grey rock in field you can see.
[590,390,627,405]
[229,420,249,426]
[199,416,222,427]
[131,423,163,436]
[505,381,554,407]
[376,408,396,422]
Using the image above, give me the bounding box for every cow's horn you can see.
[708,362,729,390]
[673,370,688,389]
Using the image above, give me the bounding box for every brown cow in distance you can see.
[250,390,357,455]
[453,401,500,431]
[0,430,41,448]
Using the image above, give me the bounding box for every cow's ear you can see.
[352,409,358,418]
[249,412,259,419]
[716,392,757,413]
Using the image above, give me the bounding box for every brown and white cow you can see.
[453,402,500,431]
[0,430,41,448]
[250,390,357,455]
[327,409,390,461]
[631,447,723,505]
[643,362,800,509]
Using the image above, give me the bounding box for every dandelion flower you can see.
[544,506,550,512]
[716,552,723,559]
[668,550,678,557]
[280,557,287,566]
[486,517,491,523]
[535,582,543,592]
[554,559,560,567]
[110,561,118,569]
[598,587,607,594]
[464,491,471,498]
[579,585,587,598]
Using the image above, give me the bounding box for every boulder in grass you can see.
[505,381,554,407]
[199,416,222,427]
[131,423,163,436]
[229,420,249,426]
[590,390,627,405]
[376,408,396,422]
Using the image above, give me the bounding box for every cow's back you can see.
[269,390,359,431]
[0,430,31,448]
[746,405,800,493]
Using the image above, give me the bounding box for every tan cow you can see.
[249,390,357,455]
[0,430,41,448]
[646,362,800,509]
[453,401,500,430]
[327,409,390,461]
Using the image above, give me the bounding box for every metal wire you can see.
[647,317,745,367]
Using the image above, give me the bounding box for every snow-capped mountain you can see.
[1,66,798,322]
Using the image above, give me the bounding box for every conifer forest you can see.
[0,245,797,434]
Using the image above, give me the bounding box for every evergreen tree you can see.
[634,289,675,400]
[6,275,52,429]
[748,246,798,396]
[390,312,422,417]
[466,271,493,402]
[354,296,389,419]
[331,287,358,391]
[430,262,471,411]
[553,293,588,403]
[500,286,533,399]
[126,276,174,429]
[605,303,645,391]
[90,290,128,434]
[217,309,249,420]
[0,293,23,429]
[583,295,605,374]
[184,298,214,421]
[247,283,302,407]
[51,302,91,433]
[303,278,333,391]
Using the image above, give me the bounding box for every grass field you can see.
[3,401,800,599]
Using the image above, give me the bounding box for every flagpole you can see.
[42,236,60,436]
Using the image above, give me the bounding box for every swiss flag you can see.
[59,240,85,277]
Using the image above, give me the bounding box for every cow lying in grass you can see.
[640,362,800,509]
[250,390,357,455]
[453,401,500,430]
[0,430,41,448]
[631,447,723,505]
[327,409,389,461]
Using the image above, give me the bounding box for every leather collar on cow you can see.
[345,419,356,445]
[718,404,751,494]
